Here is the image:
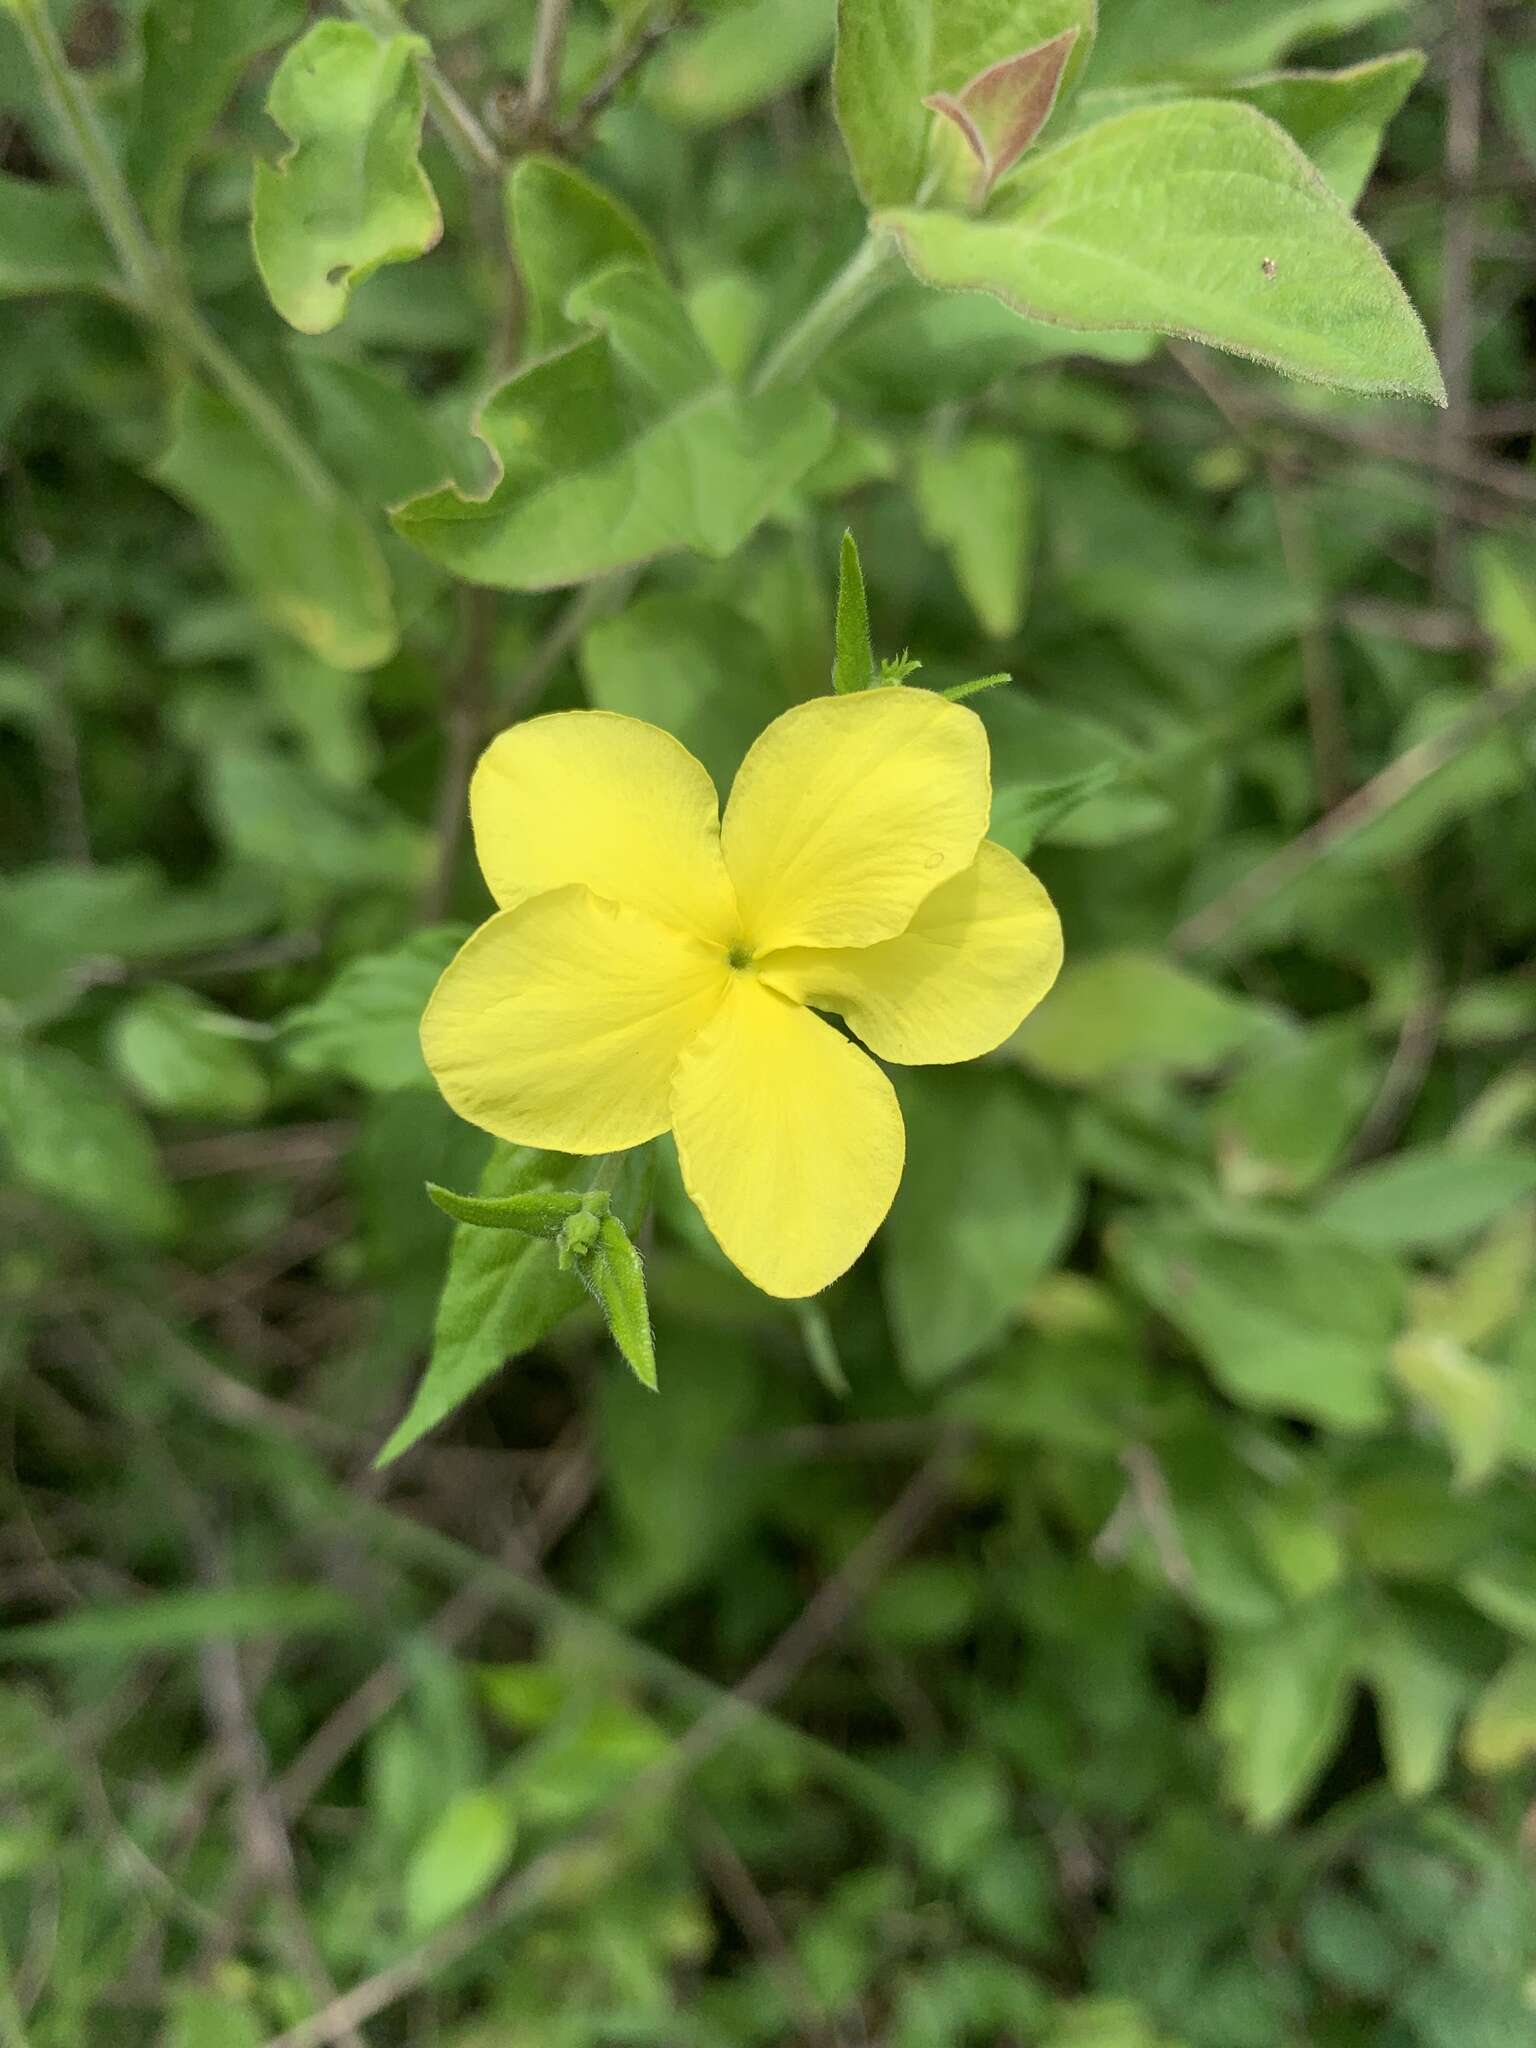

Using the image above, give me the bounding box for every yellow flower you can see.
[421,689,1062,1298]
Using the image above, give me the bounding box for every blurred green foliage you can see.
[2,1,1536,2043]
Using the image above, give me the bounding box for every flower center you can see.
[727,940,755,972]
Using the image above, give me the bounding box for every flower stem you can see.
[751,232,902,395]
[9,0,159,300]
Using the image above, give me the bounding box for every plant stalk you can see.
[752,232,902,395]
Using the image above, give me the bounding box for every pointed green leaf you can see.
[252,22,442,335]
[648,0,834,129]
[1320,1146,1536,1252]
[506,154,659,359]
[402,1787,517,1933]
[1209,1598,1357,1827]
[1091,0,1407,89]
[576,1213,657,1391]
[834,0,1096,207]
[394,265,834,589]
[153,384,398,669]
[885,1070,1079,1384]
[109,985,269,1123]
[129,0,303,237]
[0,1041,180,1243]
[0,171,115,296]
[1114,1215,1401,1430]
[880,100,1444,402]
[833,529,875,692]
[1362,1605,1475,1800]
[914,432,1033,638]
[280,928,466,1093]
[1391,1333,1509,1489]
[1463,1650,1536,1775]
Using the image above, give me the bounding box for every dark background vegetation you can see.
[3,2,1536,2043]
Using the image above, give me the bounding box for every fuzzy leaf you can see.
[576,1214,657,1391]
[914,431,1033,638]
[425,1184,586,1237]
[879,100,1444,402]
[833,529,876,692]
[0,172,115,296]
[252,22,441,335]
[153,385,398,670]
[394,265,833,589]
[507,154,659,359]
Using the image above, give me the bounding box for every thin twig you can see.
[1434,0,1486,595]
[693,1814,834,2045]
[567,8,684,141]
[1171,342,1350,807]
[524,0,572,128]
[1171,681,1536,956]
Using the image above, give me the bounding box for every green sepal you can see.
[573,1214,657,1391]
[833,528,876,692]
[425,1182,589,1238]
[943,672,1013,703]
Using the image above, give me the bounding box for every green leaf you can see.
[251,22,442,336]
[0,171,115,296]
[1362,1608,1474,1801]
[1223,53,1425,210]
[109,985,269,1122]
[1320,1146,1536,1252]
[292,353,462,508]
[1207,1597,1357,1826]
[914,431,1033,638]
[580,594,785,790]
[1012,950,1276,1084]
[128,0,303,237]
[575,1212,657,1391]
[984,695,1164,855]
[1391,1333,1509,1489]
[394,265,834,589]
[506,154,658,359]
[378,1143,653,1463]
[0,1040,180,1242]
[1091,0,1408,88]
[833,528,876,692]
[402,1786,517,1933]
[0,1585,357,1661]
[1212,1020,1379,1195]
[879,100,1444,402]
[425,1184,586,1237]
[1066,51,1426,210]
[153,385,398,670]
[280,928,465,1093]
[834,0,1095,208]
[1114,1214,1402,1429]
[885,1070,1079,1384]
[648,0,834,128]
[1463,1650,1536,1775]
[197,740,426,891]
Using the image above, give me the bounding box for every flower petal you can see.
[422,886,729,1152]
[471,710,737,942]
[721,688,991,953]
[759,840,1062,1064]
[670,977,905,1297]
